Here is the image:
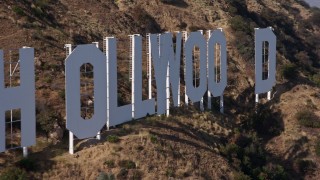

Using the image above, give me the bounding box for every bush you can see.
[36,109,60,135]
[150,134,158,144]
[294,159,316,175]
[106,135,120,143]
[96,172,115,180]
[281,64,298,79]
[229,15,251,34]
[315,140,320,156]
[310,73,320,87]
[116,168,128,179]
[295,109,320,128]
[244,105,282,137]
[262,164,288,180]
[17,158,37,171]
[104,160,115,168]
[234,172,251,180]
[58,90,65,100]
[13,6,25,16]
[308,9,320,26]
[166,168,175,177]
[118,160,136,169]
[0,167,27,180]
[131,170,143,179]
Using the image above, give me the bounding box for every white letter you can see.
[132,35,155,119]
[0,48,35,152]
[150,32,182,115]
[255,27,276,94]
[185,32,207,103]
[65,45,107,139]
[207,29,227,97]
[106,37,132,126]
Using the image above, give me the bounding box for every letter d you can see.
[255,28,276,94]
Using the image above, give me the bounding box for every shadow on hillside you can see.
[147,120,225,152]
[27,140,69,173]
[159,0,189,8]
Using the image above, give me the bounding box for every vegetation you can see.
[0,167,27,180]
[36,108,61,136]
[17,158,37,171]
[12,6,25,16]
[96,172,115,180]
[281,64,298,80]
[315,140,320,156]
[104,160,115,168]
[150,134,158,144]
[220,104,287,179]
[294,159,316,176]
[106,135,120,143]
[118,160,136,169]
[296,109,320,128]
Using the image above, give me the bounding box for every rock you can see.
[49,122,64,144]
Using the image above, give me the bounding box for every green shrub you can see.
[150,134,158,144]
[0,167,27,180]
[296,109,320,128]
[262,164,288,180]
[106,135,120,143]
[281,64,298,79]
[310,73,320,87]
[17,158,37,171]
[104,160,115,168]
[36,109,60,135]
[58,90,65,100]
[244,105,282,137]
[295,159,316,175]
[188,25,202,32]
[234,172,251,180]
[116,168,128,179]
[229,15,251,34]
[118,160,136,169]
[315,140,320,156]
[166,168,175,177]
[13,6,25,16]
[96,172,115,180]
[131,170,143,179]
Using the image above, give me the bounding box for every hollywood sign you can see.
[0,28,276,155]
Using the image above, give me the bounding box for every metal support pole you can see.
[65,44,74,154]
[198,30,204,111]
[207,30,212,110]
[183,31,189,106]
[267,91,271,100]
[92,42,101,139]
[105,38,110,131]
[147,34,152,100]
[255,94,259,103]
[96,132,101,140]
[217,28,224,113]
[174,31,181,107]
[93,39,100,126]
[220,96,224,114]
[23,147,28,157]
[130,35,135,119]
[22,47,29,157]
[166,64,170,116]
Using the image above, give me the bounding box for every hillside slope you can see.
[0,0,320,179]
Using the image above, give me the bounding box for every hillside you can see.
[0,0,320,179]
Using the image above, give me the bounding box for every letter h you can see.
[0,48,35,152]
